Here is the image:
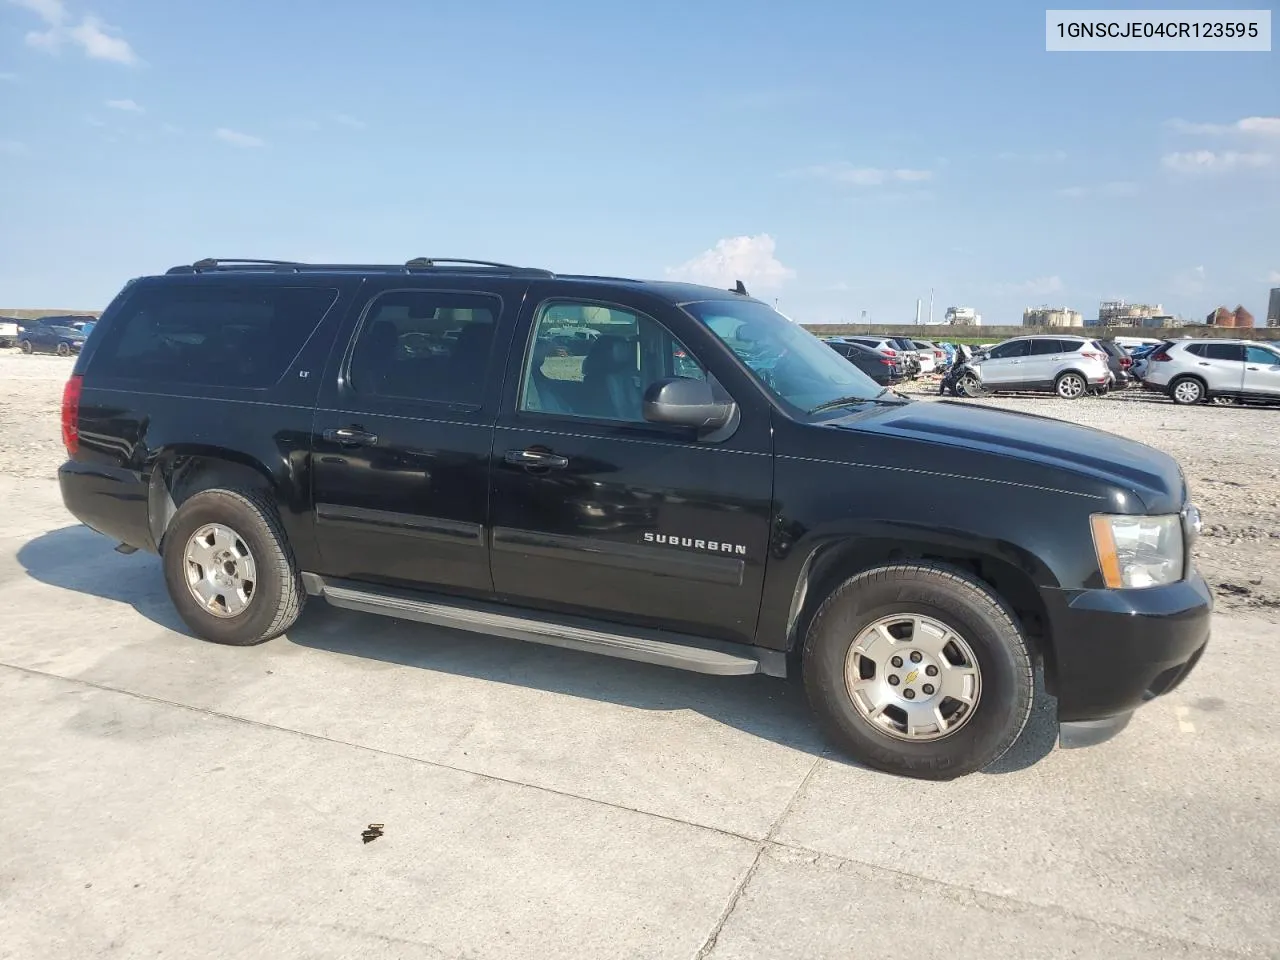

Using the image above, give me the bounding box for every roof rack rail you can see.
[164,257,555,278]
[404,257,554,277]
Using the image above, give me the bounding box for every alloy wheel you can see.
[844,614,983,741]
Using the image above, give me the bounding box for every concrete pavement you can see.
[1,477,1275,959]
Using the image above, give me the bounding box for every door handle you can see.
[1247,366,1259,370]
[324,427,379,446]
[1198,362,1210,366]
[505,448,569,469]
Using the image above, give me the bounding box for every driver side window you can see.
[519,300,707,422]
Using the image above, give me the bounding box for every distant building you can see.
[1023,306,1082,327]
[945,306,981,326]
[1267,288,1279,328]
[1205,305,1254,328]
[1092,300,1165,328]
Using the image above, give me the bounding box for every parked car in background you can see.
[826,338,904,386]
[1092,339,1133,390]
[0,317,19,348]
[886,337,924,378]
[1141,338,1280,405]
[18,319,87,356]
[1128,341,1170,381]
[911,340,946,374]
[965,335,1111,399]
[839,335,921,378]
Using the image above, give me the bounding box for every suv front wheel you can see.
[162,488,305,645]
[802,563,1034,779]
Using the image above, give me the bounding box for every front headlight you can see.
[1090,514,1184,589]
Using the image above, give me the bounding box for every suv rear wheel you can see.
[1170,376,1205,406]
[162,488,304,645]
[20,339,32,354]
[1054,372,1086,400]
[802,563,1034,779]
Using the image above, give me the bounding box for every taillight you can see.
[1121,357,1133,368]
[883,348,896,356]
[1151,350,1171,362]
[61,374,82,456]
[935,350,944,359]
[881,359,894,365]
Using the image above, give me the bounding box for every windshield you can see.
[682,299,885,414]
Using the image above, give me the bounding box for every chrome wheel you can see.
[183,523,257,618]
[56,342,70,357]
[1056,374,1085,399]
[957,374,981,397]
[1173,379,1203,405]
[844,614,982,741]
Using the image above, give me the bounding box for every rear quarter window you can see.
[89,285,338,388]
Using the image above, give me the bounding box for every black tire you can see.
[20,339,32,354]
[1054,372,1087,400]
[161,488,304,646]
[56,341,70,357]
[802,563,1034,780]
[1169,376,1205,406]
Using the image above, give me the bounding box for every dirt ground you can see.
[3,349,1276,617]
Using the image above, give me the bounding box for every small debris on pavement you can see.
[361,823,384,844]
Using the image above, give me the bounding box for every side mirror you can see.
[643,377,735,431]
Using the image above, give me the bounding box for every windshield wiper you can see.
[808,391,911,414]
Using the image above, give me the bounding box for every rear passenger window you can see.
[1185,344,1206,357]
[1030,339,1063,355]
[1204,343,1245,362]
[92,285,337,388]
[347,290,500,406]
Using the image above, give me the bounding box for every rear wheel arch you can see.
[148,450,279,551]
[786,537,1058,689]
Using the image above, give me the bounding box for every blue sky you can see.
[1,0,1277,323]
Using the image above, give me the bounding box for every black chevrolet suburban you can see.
[58,258,1212,779]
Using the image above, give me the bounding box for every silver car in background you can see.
[1141,338,1280,405]
[965,335,1111,399]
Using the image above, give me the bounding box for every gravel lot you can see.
[5,349,1276,617]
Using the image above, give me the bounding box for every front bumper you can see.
[1043,569,1212,746]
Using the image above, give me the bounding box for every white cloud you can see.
[1167,116,1280,138]
[85,116,105,127]
[1056,181,1138,199]
[162,123,183,135]
[0,139,29,155]
[994,276,1064,298]
[1162,150,1273,173]
[331,112,365,129]
[8,0,67,25]
[215,127,265,148]
[0,72,18,82]
[1267,270,1280,283]
[666,235,796,291]
[10,1,138,65]
[105,98,142,113]
[70,17,137,64]
[792,161,934,187]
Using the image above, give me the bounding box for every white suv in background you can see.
[1142,338,1280,405]
[967,335,1111,399]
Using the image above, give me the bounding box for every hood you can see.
[835,400,1185,513]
